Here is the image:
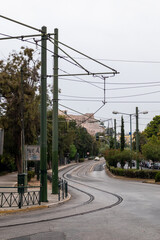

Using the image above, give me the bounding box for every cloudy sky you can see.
[1,0,160,134]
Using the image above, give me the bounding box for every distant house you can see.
[59,110,105,136]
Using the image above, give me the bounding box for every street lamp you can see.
[113,108,148,169]
[112,111,134,152]
[135,107,148,169]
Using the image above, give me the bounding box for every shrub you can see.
[79,158,85,162]
[27,171,35,182]
[110,167,158,179]
[155,172,160,182]
[104,149,144,169]
[104,149,119,168]
[0,154,16,172]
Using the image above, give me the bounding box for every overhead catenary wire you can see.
[0,14,42,33]
[106,101,160,103]
[0,32,54,55]
[63,56,160,64]
[59,88,160,102]
[59,103,105,126]
[58,68,104,90]
[49,38,90,74]
[49,36,118,74]
[105,89,160,99]
[59,77,160,89]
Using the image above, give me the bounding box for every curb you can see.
[0,193,71,215]
[0,163,76,215]
[105,167,159,184]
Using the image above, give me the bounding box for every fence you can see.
[0,177,68,209]
[0,186,41,209]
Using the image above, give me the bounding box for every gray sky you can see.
[1,0,160,134]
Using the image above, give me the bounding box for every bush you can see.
[104,149,144,169]
[0,154,16,172]
[79,158,85,162]
[27,171,35,182]
[104,149,119,168]
[110,167,159,179]
[155,172,160,182]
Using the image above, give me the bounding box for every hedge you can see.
[155,172,160,182]
[110,167,159,179]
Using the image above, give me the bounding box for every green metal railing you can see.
[0,186,41,209]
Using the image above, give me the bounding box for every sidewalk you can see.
[0,162,76,215]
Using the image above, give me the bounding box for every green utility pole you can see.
[114,119,116,149]
[40,26,47,202]
[136,106,139,170]
[121,116,125,151]
[52,28,59,194]
[129,114,132,152]
[20,67,25,174]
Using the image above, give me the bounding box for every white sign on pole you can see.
[25,145,40,161]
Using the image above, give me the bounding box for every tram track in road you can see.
[63,160,123,209]
[0,161,123,229]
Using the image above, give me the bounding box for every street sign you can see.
[25,145,40,161]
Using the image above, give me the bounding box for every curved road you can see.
[0,159,160,240]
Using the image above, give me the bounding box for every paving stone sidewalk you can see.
[0,163,76,214]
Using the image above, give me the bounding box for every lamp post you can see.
[112,111,133,152]
[113,108,148,169]
[114,119,117,149]
[135,107,148,169]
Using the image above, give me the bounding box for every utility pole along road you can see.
[0,159,160,240]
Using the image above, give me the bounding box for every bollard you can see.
[64,181,68,198]
[62,180,64,199]
[58,182,61,201]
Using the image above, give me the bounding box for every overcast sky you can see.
[1,0,160,134]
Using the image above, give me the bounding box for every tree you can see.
[144,115,160,138]
[132,131,147,152]
[74,127,97,158]
[69,144,77,159]
[0,47,40,172]
[120,116,125,151]
[142,135,160,162]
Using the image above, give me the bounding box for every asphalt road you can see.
[0,160,160,240]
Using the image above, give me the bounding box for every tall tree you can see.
[0,47,40,172]
[142,135,160,162]
[144,115,160,138]
[120,116,125,151]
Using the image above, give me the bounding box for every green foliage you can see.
[99,142,109,156]
[0,47,40,172]
[74,127,98,158]
[110,167,158,179]
[47,111,99,165]
[155,172,160,182]
[27,171,35,182]
[142,136,160,162]
[104,149,134,169]
[79,158,85,162]
[0,154,16,172]
[69,144,77,159]
[104,149,119,168]
[144,115,160,138]
[132,131,148,152]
